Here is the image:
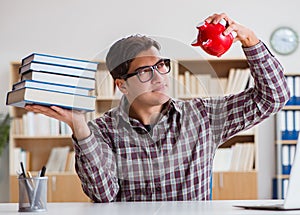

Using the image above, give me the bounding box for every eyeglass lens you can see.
[137,59,170,82]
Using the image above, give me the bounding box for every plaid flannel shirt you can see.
[73,41,290,202]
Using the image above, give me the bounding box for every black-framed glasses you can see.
[120,58,171,83]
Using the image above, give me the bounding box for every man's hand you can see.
[205,13,260,47]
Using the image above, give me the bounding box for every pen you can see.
[20,162,33,204]
[20,162,26,178]
[40,166,46,177]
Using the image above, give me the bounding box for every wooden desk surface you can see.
[1,200,299,214]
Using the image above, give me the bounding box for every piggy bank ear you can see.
[196,21,205,28]
[191,38,200,46]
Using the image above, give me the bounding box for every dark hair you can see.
[106,34,161,79]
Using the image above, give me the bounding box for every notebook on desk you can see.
[234,137,300,211]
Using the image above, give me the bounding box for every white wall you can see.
[1,0,299,201]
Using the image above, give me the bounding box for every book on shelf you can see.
[95,69,114,98]
[19,61,96,79]
[6,87,96,112]
[213,142,255,172]
[46,146,70,172]
[13,147,30,173]
[13,80,91,96]
[21,71,95,90]
[14,112,71,136]
[65,151,76,173]
[176,68,251,98]
[22,53,99,71]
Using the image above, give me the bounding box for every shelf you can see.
[12,135,72,139]
[282,105,300,110]
[275,175,290,179]
[276,140,298,145]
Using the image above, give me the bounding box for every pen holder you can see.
[18,176,48,212]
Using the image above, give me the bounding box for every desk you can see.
[1,200,300,214]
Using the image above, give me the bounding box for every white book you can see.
[20,62,96,79]
[295,111,300,131]
[184,71,191,96]
[22,53,98,71]
[96,70,110,97]
[190,75,197,96]
[35,113,51,136]
[209,78,223,96]
[195,74,211,97]
[50,118,60,136]
[230,144,244,171]
[26,112,35,136]
[282,145,289,167]
[290,145,296,166]
[22,114,28,135]
[13,80,91,96]
[13,148,29,173]
[227,68,249,94]
[6,87,96,112]
[177,74,185,97]
[65,151,76,173]
[286,76,294,97]
[213,148,232,172]
[242,143,255,171]
[286,111,294,132]
[233,68,251,94]
[279,111,286,133]
[225,68,236,94]
[295,76,300,98]
[46,146,70,172]
[21,71,95,90]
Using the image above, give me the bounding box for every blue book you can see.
[6,87,95,112]
[22,53,99,71]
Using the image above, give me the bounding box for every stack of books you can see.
[6,53,99,112]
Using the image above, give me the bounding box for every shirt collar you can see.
[115,96,182,128]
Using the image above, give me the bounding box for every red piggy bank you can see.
[191,19,236,57]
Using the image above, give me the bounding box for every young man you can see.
[25,13,290,202]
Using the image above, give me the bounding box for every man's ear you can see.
[115,79,128,94]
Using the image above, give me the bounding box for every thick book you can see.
[21,71,95,90]
[6,87,96,112]
[19,61,96,79]
[13,80,90,96]
[22,53,99,71]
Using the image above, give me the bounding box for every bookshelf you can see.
[273,74,300,199]
[9,58,258,202]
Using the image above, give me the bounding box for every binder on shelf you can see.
[285,76,295,105]
[281,145,291,175]
[294,76,300,104]
[282,110,299,140]
[272,178,291,200]
[272,178,278,199]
